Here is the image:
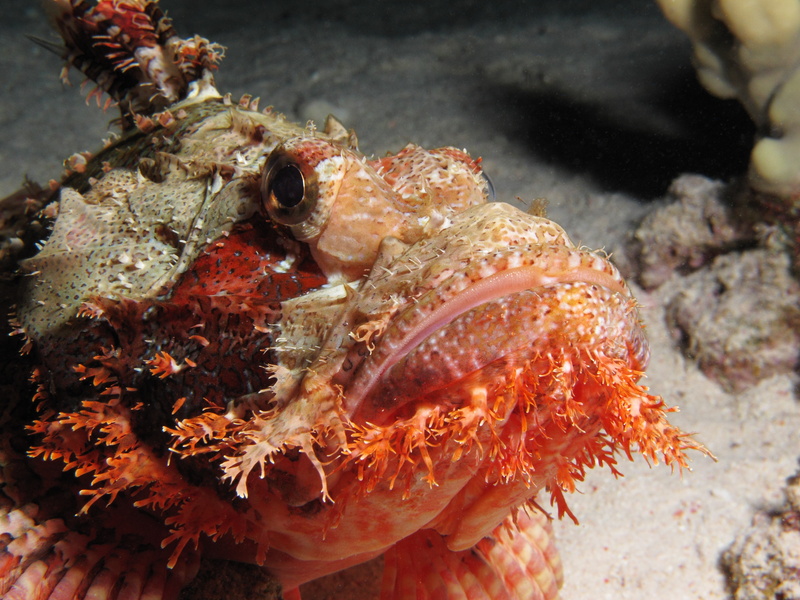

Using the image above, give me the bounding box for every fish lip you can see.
[341,251,636,422]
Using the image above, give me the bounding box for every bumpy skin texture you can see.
[2,2,705,599]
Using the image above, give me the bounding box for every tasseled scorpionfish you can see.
[0,2,705,599]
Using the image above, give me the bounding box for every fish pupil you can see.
[271,164,305,208]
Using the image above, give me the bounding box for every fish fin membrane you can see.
[380,507,562,600]
[0,503,200,600]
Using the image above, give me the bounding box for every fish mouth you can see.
[356,262,630,398]
[340,224,648,426]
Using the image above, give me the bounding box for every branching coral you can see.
[657,0,800,197]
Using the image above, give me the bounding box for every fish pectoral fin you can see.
[0,503,200,600]
[381,507,562,600]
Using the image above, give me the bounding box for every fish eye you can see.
[261,147,319,225]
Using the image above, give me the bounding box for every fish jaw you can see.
[328,202,696,552]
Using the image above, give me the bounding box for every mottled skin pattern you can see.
[0,2,705,599]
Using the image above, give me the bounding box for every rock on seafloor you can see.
[724,472,800,600]
[626,173,800,393]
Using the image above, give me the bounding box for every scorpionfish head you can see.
[14,125,697,595]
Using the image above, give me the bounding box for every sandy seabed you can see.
[1,1,798,599]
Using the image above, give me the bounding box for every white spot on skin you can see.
[272,253,297,273]
[316,155,347,184]
[567,252,581,270]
